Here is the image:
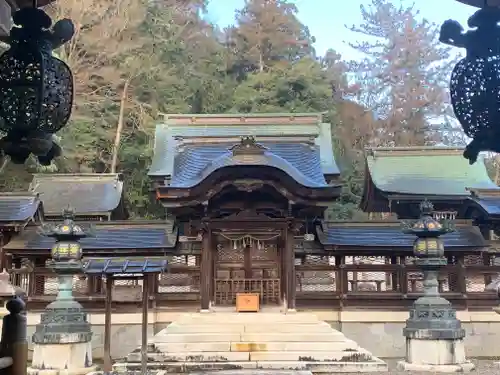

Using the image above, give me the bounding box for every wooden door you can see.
[214,240,280,305]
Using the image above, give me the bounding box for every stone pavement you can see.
[89,359,496,374]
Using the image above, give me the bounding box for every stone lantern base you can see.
[397,296,474,373]
[494,307,500,369]
[27,299,98,375]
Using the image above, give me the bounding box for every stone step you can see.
[155,332,241,343]
[240,332,346,342]
[174,313,320,325]
[163,322,332,334]
[154,332,346,344]
[127,351,251,362]
[249,350,373,362]
[117,312,387,373]
[113,360,388,373]
[153,340,360,352]
[126,350,373,363]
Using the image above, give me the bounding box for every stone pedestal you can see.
[397,294,474,372]
[493,307,500,369]
[27,275,97,375]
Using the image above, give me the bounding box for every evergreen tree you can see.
[347,0,456,146]
[228,0,315,76]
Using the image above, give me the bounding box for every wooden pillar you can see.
[103,276,113,372]
[390,256,398,291]
[280,239,285,302]
[480,226,492,285]
[141,276,149,375]
[284,222,296,311]
[200,227,212,311]
[456,255,467,295]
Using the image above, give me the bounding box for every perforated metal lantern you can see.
[440,4,500,164]
[0,8,74,136]
[413,237,445,258]
[45,207,89,263]
[51,241,82,261]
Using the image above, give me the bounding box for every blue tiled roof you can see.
[317,224,486,249]
[4,222,177,250]
[170,142,328,188]
[0,194,41,223]
[82,257,168,274]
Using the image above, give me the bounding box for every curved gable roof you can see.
[170,142,328,188]
[148,113,340,178]
[365,147,497,196]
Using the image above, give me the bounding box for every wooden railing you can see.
[8,264,500,310]
[295,263,500,310]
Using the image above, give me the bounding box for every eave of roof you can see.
[316,221,486,250]
[81,257,168,275]
[463,188,500,219]
[3,220,178,251]
[156,171,342,206]
[0,192,43,227]
[29,173,124,216]
[364,146,498,197]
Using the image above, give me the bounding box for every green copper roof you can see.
[149,113,339,177]
[366,147,499,196]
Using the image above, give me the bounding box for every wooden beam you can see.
[162,113,323,126]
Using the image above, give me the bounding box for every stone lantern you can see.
[28,207,97,375]
[397,200,474,372]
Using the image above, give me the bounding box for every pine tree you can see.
[348,0,456,146]
[231,0,315,74]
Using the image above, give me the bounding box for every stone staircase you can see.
[114,312,388,373]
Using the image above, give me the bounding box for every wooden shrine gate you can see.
[213,233,281,306]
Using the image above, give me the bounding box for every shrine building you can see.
[0,113,499,313]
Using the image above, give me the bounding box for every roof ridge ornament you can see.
[230,136,268,156]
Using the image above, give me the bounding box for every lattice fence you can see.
[296,255,335,292]
[157,255,200,294]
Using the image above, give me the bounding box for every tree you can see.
[46,0,151,172]
[231,57,332,113]
[347,0,456,146]
[228,0,315,75]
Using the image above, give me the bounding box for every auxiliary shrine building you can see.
[1,113,499,311]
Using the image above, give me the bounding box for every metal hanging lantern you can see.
[0,6,75,165]
[440,3,500,164]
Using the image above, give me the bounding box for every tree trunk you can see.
[110,79,130,174]
[0,155,10,174]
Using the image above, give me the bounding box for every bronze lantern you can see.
[0,7,75,165]
[440,1,500,164]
